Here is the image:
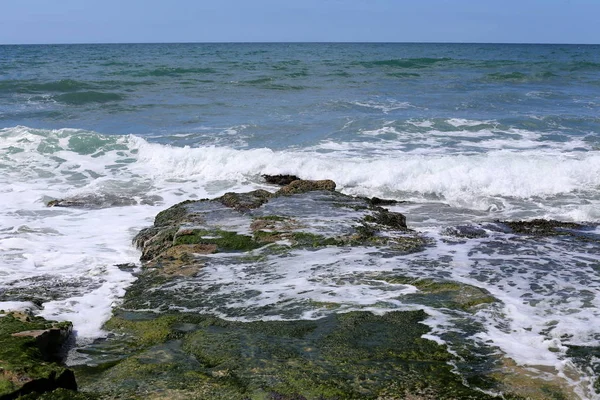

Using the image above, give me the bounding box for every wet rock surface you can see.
[0,312,78,399]
[496,219,584,236]
[75,310,496,400]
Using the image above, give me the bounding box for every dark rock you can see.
[72,185,560,399]
[114,263,137,272]
[497,219,583,236]
[443,225,489,239]
[262,174,301,186]
[134,226,178,262]
[276,179,336,196]
[368,196,400,206]
[363,206,407,230]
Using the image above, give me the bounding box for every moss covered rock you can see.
[497,219,583,237]
[0,312,77,399]
[217,189,274,211]
[276,179,336,196]
[78,311,497,400]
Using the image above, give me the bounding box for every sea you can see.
[1,43,599,398]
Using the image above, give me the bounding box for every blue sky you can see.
[1,0,598,44]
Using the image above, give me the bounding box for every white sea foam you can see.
[0,301,38,313]
[129,137,600,220]
[407,119,434,128]
[350,99,412,113]
[446,118,495,127]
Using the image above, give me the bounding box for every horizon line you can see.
[1,40,599,46]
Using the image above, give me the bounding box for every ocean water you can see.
[1,43,600,397]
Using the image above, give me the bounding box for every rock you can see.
[363,206,407,230]
[11,327,72,363]
[132,181,419,270]
[442,224,489,239]
[153,200,198,227]
[46,194,139,209]
[71,184,555,399]
[368,196,400,206]
[497,219,585,237]
[276,179,336,196]
[114,263,137,272]
[217,189,273,211]
[78,310,496,400]
[372,276,497,311]
[0,312,78,399]
[262,174,301,186]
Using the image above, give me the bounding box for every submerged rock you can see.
[0,312,77,399]
[47,194,142,209]
[442,224,489,239]
[76,310,497,400]
[496,219,583,236]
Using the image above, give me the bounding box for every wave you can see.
[133,67,217,77]
[237,77,307,90]
[567,61,600,71]
[484,71,560,82]
[356,57,452,69]
[386,72,421,78]
[2,126,599,220]
[53,91,125,105]
[0,79,94,93]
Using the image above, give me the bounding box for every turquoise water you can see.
[1,43,600,398]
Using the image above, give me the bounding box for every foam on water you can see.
[349,99,413,113]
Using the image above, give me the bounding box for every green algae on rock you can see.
[217,189,273,211]
[77,310,498,400]
[0,312,77,399]
[370,276,497,312]
[275,179,336,196]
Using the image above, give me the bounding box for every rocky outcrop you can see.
[216,189,273,211]
[132,180,424,272]
[70,179,582,399]
[0,312,77,399]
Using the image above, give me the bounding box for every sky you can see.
[0,0,598,45]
